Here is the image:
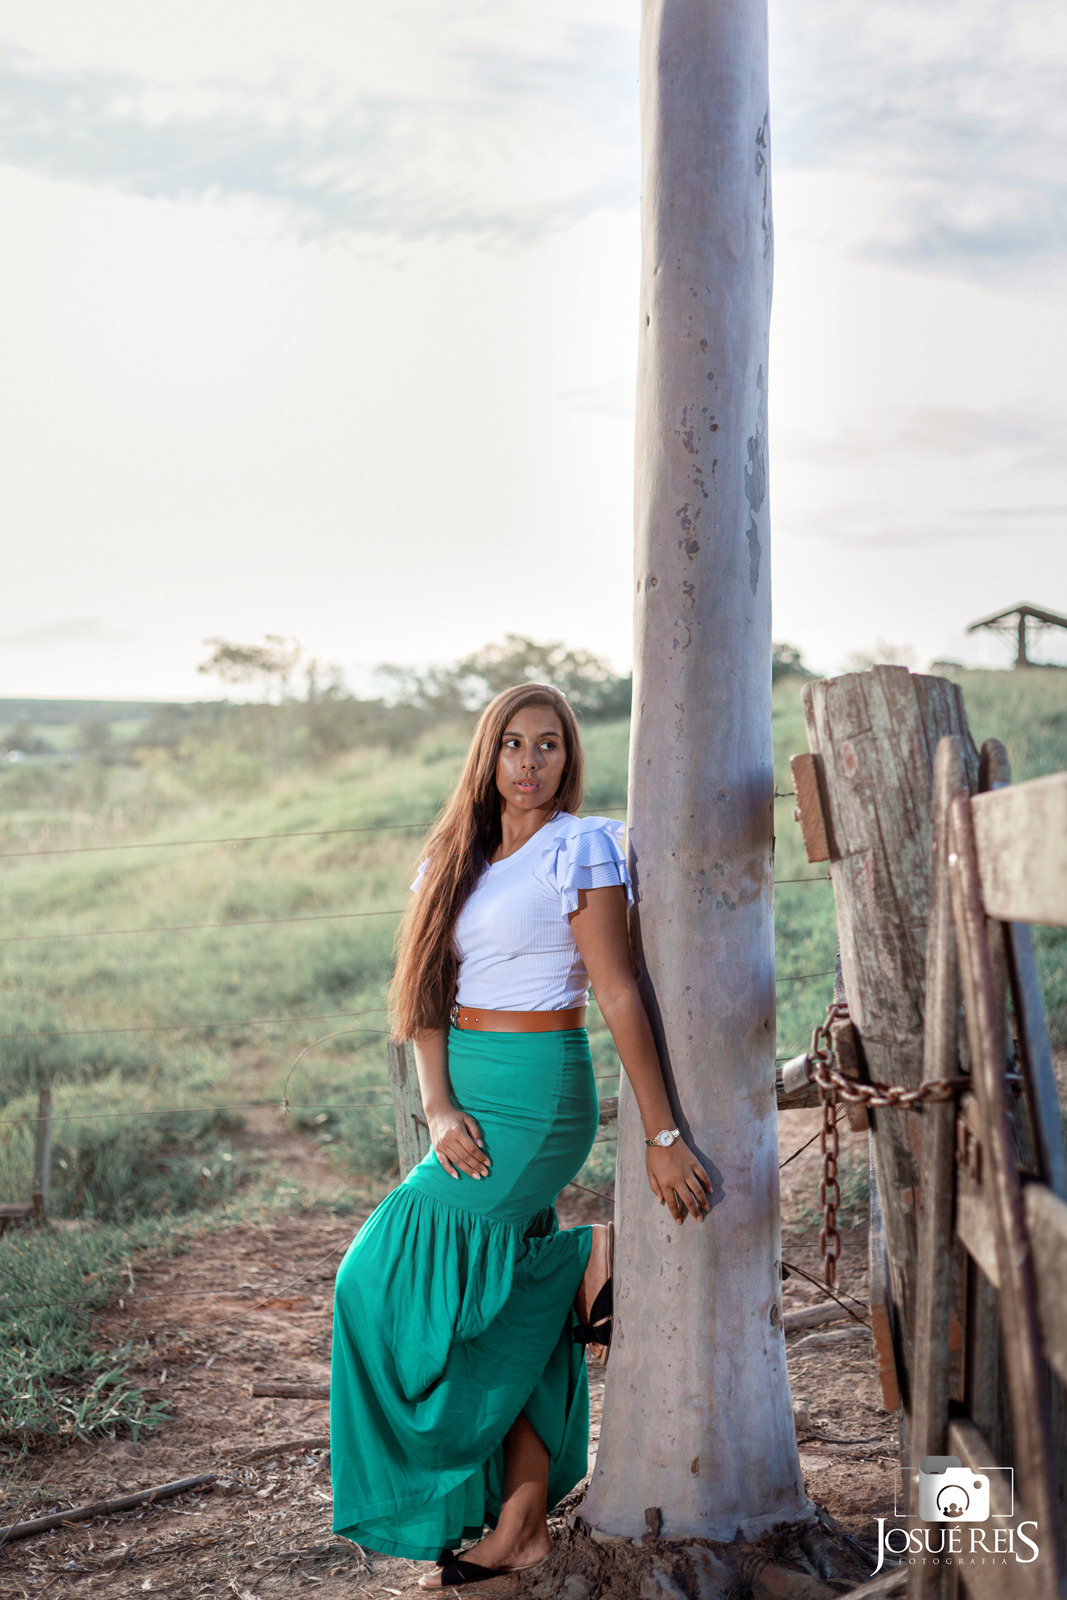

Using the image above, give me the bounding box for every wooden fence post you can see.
[908,736,967,1593]
[801,667,979,1431]
[31,1087,53,1222]
[388,1038,430,1180]
[950,785,1060,1583]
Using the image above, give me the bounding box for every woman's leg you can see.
[418,1414,553,1585]
[490,1413,554,1561]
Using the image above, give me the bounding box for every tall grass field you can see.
[0,668,1064,1443]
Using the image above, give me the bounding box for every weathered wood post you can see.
[800,668,978,1430]
[582,0,810,1538]
[31,1087,53,1222]
[388,1038,431,1179]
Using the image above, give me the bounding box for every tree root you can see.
[517,1502,894,1600]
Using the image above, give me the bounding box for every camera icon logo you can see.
[917,1456,990,1522]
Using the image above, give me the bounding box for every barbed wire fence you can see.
[0,798,837,1221]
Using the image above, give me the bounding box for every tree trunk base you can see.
[518,1502,894,1600]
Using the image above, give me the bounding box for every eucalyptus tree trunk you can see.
[580,0,808,1539]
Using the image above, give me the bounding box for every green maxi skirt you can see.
[330,1025,598,1560]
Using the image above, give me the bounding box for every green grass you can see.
[771,682,839,1060]
[955,670,1067,1035]
[789,1148,871,1232]
[957,668,1067,784]
[0,1219,173,1447]
[0,739,471,1215]
[2,671,1064,1218]
[0,669,1062,1440]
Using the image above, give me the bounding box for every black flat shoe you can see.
[573,1221,614,1360]
[574,1276,613,1352]
[437,1556,505,1586]
[419,1550,548,1589]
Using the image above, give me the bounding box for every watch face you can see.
[657,1130,673,1147]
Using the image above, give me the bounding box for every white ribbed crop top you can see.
[411,813,633,1011]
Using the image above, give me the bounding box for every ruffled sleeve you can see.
[410,857,431,894]
[542,816,633,919]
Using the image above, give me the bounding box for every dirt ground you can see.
[1,1108,898,1599]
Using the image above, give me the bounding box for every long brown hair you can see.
[389,683,585,1039]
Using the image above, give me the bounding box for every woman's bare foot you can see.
[417,1524,553,1587]
[575,1222,613,1362]
[417,1411,552,1588]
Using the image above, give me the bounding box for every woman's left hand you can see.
[645,1140,711,1222]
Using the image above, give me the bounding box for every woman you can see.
[331,683,710,1589]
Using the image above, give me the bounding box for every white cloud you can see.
[4,1,1064,275]
[778,404,1067,462]
[0,617,135,648]
[770,0,1067,276]
[0,19,639,244]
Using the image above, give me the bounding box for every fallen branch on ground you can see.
[231,1436,329,1463]
[799,1431,889,1446]
[0,1473,215,1547]
[792,1325,872,1353]
[783,1298,869,1332]
[251,1381,329,1399]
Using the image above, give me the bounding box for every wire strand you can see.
[563,1178,614,1207]
[0,900,830,950]
[0,1010,391,1042]
[779,1105,843,1170]
[0,1069,623,1125]
[0,959,826,1039]
[0,805,630,862]
[0,1093,395,1129]
[0,820,429,860]
[0,907,404,945]
[780,1257,869,1324]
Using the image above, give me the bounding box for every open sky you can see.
[1,0,1065,698]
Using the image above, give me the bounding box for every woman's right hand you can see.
[426,1107,491,1180]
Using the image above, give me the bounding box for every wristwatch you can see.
[645,1128,681,1149]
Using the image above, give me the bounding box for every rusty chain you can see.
[804,1002,971,1110]
[802,1002,972,1286]
[818,1080,841,1286]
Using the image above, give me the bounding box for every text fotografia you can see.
[871,1455,1039,1576]
[871,1520,1039,1574]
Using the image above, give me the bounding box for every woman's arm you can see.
[569,886,711,1222]
[412,1028,491,1181]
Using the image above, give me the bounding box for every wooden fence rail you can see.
[787,666,1067,1600]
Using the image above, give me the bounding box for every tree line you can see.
[0,634,813,777]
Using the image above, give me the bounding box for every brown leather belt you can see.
[450,1002,587,1033]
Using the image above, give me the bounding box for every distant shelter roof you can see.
[967,602,1067,633]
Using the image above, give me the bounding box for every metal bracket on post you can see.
[790,752,835,864]
[830,1016,870,1133]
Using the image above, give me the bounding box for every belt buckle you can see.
[450,1000,460,1029]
